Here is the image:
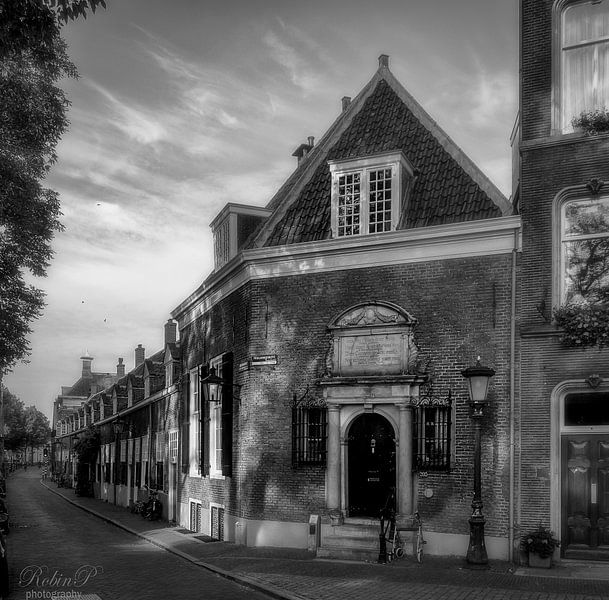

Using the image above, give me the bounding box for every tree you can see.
[2,388,26,452]
[0,0,106,376]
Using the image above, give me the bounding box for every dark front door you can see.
[562,435,609,560]
[348,413,396,517]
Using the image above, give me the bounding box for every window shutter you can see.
[201,365,210,476]
[181,372,190,473]
[221,352,234,477]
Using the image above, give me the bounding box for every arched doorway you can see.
[347,413,396,517]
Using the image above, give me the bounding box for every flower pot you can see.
[528,552,552,568]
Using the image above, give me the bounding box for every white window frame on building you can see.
[328,151,414,239]
[189,366,201,477]
[169,429,178,464]
[553,0,609,132]
[209,355,224,479]
[554,188,609,305]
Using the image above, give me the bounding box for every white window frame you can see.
[209,355,224,479]
[169,429,178,464]
[189,366,201,477]
[554,187,609,304]
[328,151,413,239]
[553,0,609,133]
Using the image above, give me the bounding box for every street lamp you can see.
[461,357,495,566]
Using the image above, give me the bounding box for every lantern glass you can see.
[468,375,491,403]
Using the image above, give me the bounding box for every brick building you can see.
[517,0,609,561]
[50,0,609,564]
[171,55,520,560]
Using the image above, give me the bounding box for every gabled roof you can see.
[251,57,510,248]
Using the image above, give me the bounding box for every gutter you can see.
[509,227,519,562]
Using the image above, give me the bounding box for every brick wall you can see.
[179,252,516,537]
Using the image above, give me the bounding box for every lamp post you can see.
[461,357,495,566]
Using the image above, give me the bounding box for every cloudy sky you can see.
[5,0,519,419]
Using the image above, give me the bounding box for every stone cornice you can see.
[172,215,521,328]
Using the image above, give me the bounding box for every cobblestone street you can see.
[4,470,269,600]
[3,469,609,600]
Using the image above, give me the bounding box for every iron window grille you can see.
[292,403,328,467]
[412,390,452,471]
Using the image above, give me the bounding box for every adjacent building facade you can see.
[517,0,609,561]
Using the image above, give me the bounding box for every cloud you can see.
[85,80,167,145]
[262,27,323,93]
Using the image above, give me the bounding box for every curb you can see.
[41,481,307,600]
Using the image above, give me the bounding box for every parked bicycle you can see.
[132,487,162,521]
[381,509,425,563]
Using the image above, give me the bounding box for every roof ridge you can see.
[250,68,386,249]
[377,67,511,215]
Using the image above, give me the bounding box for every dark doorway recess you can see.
[348,413,396,517]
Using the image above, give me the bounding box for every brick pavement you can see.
[6,469,609,600]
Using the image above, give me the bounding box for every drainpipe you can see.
[509,227,519,562]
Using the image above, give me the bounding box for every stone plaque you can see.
[338,333,404,376]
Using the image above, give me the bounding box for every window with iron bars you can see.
[292,406,327,466]
[413,400,452,471]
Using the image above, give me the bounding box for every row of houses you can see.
[53,0,609,564]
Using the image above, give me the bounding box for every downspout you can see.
[509,227,519,562]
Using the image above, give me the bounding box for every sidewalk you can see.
[41,479,609,600]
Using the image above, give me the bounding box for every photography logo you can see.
[19,564,103,600]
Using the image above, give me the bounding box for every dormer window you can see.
[211,204,272,270]
[329,151,414,238]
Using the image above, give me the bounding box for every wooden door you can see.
[562,435,609,559]
[347,414,396,517]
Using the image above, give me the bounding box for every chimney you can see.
[164,319,177,345]
[341,96,351,112]
[135,344,145,368]
[292,137,315,165]
[378,54,389,69]
[116,357,125,378]
[80,353,93,378]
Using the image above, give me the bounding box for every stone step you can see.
[322,534,379,550]
[316,545,379,562]
[327,523,380,538]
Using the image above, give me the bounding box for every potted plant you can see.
[553,303,609,348]
[521,524,560,568]
[571,108,609,135]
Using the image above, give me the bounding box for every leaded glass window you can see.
[369,168,393,233]
[562,196,609,303]
[337,173,361,236]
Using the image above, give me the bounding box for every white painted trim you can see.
[173,216,521,327]
[552,185,609,306]
[548,378,609,542]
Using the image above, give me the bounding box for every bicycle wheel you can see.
[413,527,425,563]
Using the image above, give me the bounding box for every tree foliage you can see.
[1,386,51,452]
[0,0,106,375]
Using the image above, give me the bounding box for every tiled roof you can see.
[262,76,508,247]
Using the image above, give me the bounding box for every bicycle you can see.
[384,511,426,563]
